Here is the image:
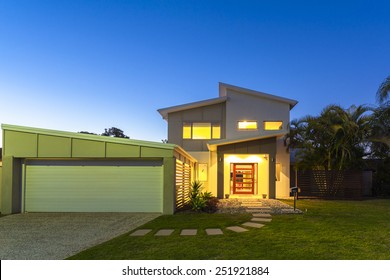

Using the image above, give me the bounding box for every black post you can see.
[294,191,297,211]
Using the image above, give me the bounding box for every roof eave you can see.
[207,133,285,152]
[1,124,177,150]
[219,82,298,110]
[157,96,227,120]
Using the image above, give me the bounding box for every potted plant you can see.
[262,194,267,199]
[225,194,230,199]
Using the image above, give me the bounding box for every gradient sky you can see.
[1,0,389,146]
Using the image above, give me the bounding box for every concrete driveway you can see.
[0,212,159,260]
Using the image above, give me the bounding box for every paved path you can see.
[131,199,302,237]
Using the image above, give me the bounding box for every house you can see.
[158,83,298,199]
[0,82,297,215]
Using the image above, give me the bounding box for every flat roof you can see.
[2,124,197,162]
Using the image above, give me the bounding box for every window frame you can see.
[182,122,221,140]
[237,120,258,131]
[263,120,283,131]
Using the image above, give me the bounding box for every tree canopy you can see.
[79,127,129,139]
[101,127,129,138]
[285,104,372,171]
[286,75,390,172]
[376,75,390,104]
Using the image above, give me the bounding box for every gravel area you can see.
[217,199,303,214]
[0,212,159,260]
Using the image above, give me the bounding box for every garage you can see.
[1,124,196,215]
[25,160,163,212]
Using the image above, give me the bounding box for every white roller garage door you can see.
[24,160,163,212]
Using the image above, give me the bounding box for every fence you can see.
[297,170,369,199]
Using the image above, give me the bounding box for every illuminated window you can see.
[212,124,221,139]
[264,121,283,130]
[193,123,211,139]
[183,123,192,139]
[238,121,258,130]
[182,123,221,140]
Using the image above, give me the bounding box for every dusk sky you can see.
[1,0,389,146]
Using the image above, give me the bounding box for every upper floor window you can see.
[183,122,221,140]
[264,121,283,130]
[238,121,258,130]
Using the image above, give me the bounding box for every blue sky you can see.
[1,0,389,146]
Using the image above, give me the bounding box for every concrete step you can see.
[251,218,272,223]
[252,213,272,218]
[246,209,271,213]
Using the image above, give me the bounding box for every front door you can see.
[231,163,257,194]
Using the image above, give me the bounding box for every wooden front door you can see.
[231,163,257,194]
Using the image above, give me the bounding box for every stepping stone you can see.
[226,226,249,233]
[251,218,272,223]
[252,213,272,218]
[180,229,197,236]
[206,228,223,235]
[155,229,174,236]
[242,222,265,229]
[130,229,152,236]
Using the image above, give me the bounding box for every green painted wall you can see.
[1,156,22,214]
[38,135,71,157]
[72,139,106,157]
[0,165,2,211]
[163,157,176,215]
[4,131,37,157]
[2,125,176,160]
[106,143,140,157]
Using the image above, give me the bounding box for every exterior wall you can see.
[187,151,211,192]
[216,138,277,199]
[225,89,291,139]
[1,156,22,213]
[209,151,218,196]
[167,102,226,151]
[275,138,291,198]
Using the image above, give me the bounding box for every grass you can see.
[68,199,390,260]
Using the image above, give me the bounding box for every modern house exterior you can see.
[1,82,297,215]
[158,83,298,200]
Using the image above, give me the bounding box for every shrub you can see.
[188,181,219,212]
[203,197,219,213]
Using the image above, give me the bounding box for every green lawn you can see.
[68,199,390,260]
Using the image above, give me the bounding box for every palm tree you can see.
[285,104,371,170]
[376,76,390,104]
